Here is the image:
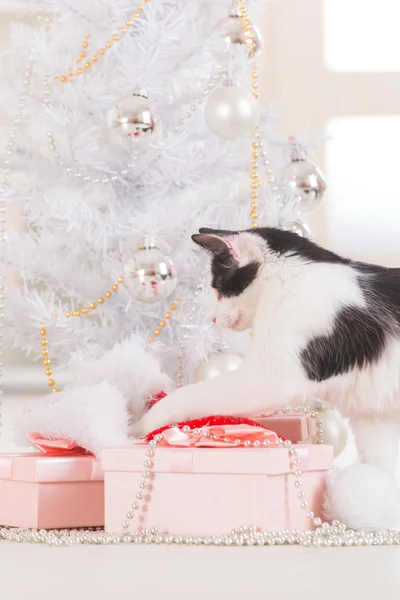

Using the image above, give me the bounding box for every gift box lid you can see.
[251,415,317,442]
[102,445,333,475]
[0,453,103,483]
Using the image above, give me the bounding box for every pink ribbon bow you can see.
[152,423,279,448]
[27,433,90,456]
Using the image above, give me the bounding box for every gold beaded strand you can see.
[57,1,150,83]
[237,0,262,229]
[39,278,122,391]
[39,277,181,392]
[65,278,123,317]
[40,327,59,393]
[147,300,182,343]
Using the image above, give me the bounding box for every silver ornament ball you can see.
[219,14,262,56]
[204,84,259,140]
[286,219,312,239]
[107,93,157,142]
[281,159,326,213]
[194,351,243,383]
[314,408,348,457]
[123,246,177,303]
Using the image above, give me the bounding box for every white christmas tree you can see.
[1,0,324,400]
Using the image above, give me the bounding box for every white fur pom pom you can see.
[16,382,132,457]
[324,463,400,531]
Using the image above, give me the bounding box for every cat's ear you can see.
[191,233,235,256]
[193,228,241,256]
[193,230,261,263]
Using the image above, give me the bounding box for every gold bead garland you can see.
[147,300,182,343]
[237,0,262,229]
[39,277,123,392]
[57,0,150,83]
[250,133,262,229]
[39,277,181,391]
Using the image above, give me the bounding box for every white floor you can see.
[1,543,400,600]
[1,393,400,599]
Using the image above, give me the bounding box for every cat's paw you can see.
[131,405,173,439]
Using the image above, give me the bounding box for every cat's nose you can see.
[211,317,216,324]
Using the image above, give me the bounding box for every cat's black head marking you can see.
[192,231,260,297]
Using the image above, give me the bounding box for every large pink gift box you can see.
[251,414,317,443]
[102,444,333,536]
[0,453,104,529]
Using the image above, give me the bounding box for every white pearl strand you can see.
[0,38,37,443]
[176,269,208,387]
[43,69,226,185]
[1,415,399,546]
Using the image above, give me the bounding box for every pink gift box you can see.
[251,415,317,443]
[0,453,104,529]
[102,444,333,536]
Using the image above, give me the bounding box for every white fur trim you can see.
[16,335,174,455]
[17,382,131,457]
[68,334,174,422]
[324,463,400,531]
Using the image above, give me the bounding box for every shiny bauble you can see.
[204,85,259,140]
[314,408,348,458]
[219,14,262,56]
[281,159,326,213]
[107,93,157,142]
[123,246,177,303]
[194,351,243,383]
[286,219,312,239]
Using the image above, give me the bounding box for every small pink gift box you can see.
[251,414,317,443]
[0,453,104,529]
[102,444,333,536]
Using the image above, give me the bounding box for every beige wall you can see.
[260,0,400,267]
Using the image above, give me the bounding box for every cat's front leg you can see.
[350,412,400,474]
[131,371,263,438]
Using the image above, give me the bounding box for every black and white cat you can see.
[133,227,400,475]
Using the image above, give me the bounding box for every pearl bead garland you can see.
[0,38,37,441]
[175,269,208,387]
[1,423,399,546]
[2,521,399,547]
[44,68,226,185]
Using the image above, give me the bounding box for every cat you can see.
[132,227,400,474]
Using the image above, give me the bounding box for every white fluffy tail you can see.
[324,463,400,531]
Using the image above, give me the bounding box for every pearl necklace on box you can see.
[0,406,398,546]
[1,423,399,547]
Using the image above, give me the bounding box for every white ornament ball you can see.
[107,93,157,142]
[194,351,243,383]
[123,246,177,303]
[314,408,348,457]
[204,85,259,141]
[219,14,263,56]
